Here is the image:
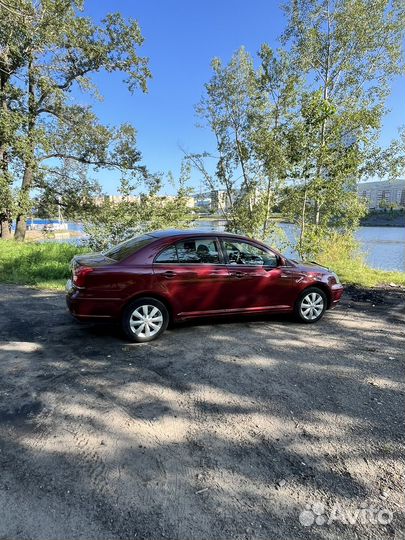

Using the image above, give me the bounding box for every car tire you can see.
[294,287,327,324]
[122,297,169,342]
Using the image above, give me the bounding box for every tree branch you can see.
[39,152,141,171]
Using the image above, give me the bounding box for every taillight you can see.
[73,266,94,288]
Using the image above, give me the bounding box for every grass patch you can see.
[0,240,88,290]
[320,257,405,288]
[317,234,405,288]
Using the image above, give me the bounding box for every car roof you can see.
[148,229,250,239]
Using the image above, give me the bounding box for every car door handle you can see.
[230,271,245,278]
[163,270,176,278]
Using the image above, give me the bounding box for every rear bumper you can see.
[330,284,344,308]
[65,280,119,321]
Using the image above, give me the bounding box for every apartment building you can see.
[358,179,405,209]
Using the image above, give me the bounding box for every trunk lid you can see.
[70,253,115,288]
[72,253,115,270]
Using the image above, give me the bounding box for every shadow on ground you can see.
[0,284,404,539]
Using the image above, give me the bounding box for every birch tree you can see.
[190,47,296,242]
[282,0,405,257]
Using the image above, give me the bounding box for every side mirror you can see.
[264,257,280,270]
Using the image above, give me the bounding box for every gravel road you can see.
[0,283,404,540]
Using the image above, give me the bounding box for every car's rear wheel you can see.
[295,287,327,323]
[122,298,169,342]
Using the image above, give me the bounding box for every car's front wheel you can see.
[122,298,169,342]
[295,287,327,323]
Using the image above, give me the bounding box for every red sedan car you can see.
[66,229,343,342]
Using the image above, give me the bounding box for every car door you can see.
[152,237,230,318]
[221,238,293,312]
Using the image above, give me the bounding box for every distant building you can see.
[94,194,194,208]
[94,195,140,206]
[358,179,405,209]
[157,195,195,208]
[193,192,212,212]
[192,190,232,213]
[210,190,232,213]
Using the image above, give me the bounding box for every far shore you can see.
[360,210,405,227]
[199,213,405,227]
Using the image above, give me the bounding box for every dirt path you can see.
[0,284,404,539]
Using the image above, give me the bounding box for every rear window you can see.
[155,245,178,263]
[103,234,154,262]
[177,238,220,264]
[154,238,221,264]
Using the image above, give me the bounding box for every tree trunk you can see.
[313,0,330,229]
[14,166,33,241]
[262,177,272,238]
[0,71,14,239]
[299,186,308,258]
[14,55,35,241]
[14,217,27,241]
[0,220,12,239]
[314,199,320,226]
[235,135,253,220]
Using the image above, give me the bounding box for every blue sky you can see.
[79,0,403,194]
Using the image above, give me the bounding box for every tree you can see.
[0,0,151,240]
[0,1,30,237]
[281,90,368,256]
[188,47,296,243]
[281,0,405,257]
[251,44,299,239]
[190,48,261,235]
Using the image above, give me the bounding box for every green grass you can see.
[321,257,405,287]
[0,239,403,291]
[317,238,405,288]
[0,240,88,290]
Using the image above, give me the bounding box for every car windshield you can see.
[103,234,154,262]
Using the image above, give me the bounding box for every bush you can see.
[84,173,195,251]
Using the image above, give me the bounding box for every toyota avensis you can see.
[66,229,344,342]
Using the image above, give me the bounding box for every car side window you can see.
[176,238,221,264]
[155,245,178,263]
[223,240,278,267]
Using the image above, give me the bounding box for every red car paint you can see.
[66,229,343,322]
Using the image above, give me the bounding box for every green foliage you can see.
[0,171,16,225]
[34,160,101,220]
[279,0,405,258]
[192,1,404,260]
[0,0,151,239]
[283,0,405,105]
[84,163,195,251]
[189,47,295,243]
[0,240,87,289]
[193,47,262,235]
